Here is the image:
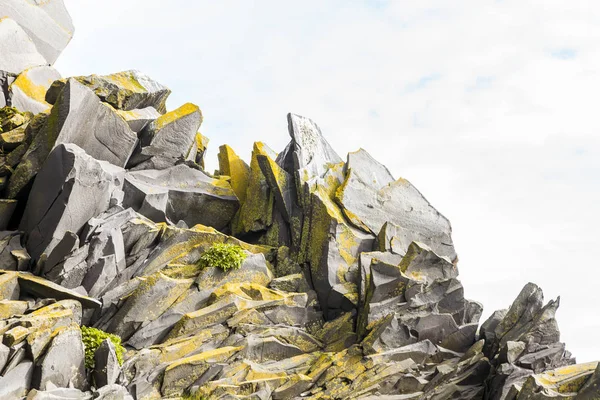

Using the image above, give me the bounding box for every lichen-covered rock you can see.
[161,346,243,396]
[127,102,202,170]
[47,70,170,113]
[0,4,595,399]
[10,66,61,114]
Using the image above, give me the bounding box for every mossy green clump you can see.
[199,243,246,272]
[81,326,125,369]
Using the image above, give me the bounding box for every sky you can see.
[56,0,600,361]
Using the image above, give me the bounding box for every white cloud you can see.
[56,0,600,361]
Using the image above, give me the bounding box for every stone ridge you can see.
[0,1,597,399]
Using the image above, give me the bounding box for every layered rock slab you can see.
[122,164,239,230]
[19,143,124,261]
[8,79,136,198]
[336,148,457,262]
[0,0,74,65]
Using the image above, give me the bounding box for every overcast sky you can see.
[56,0,600,361]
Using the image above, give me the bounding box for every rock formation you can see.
[0,1,597,399]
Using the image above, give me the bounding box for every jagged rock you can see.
[361,314,415,355]
[235,142,277,235]
[258,150,295,222]
[105,273,193,340]
[10,66,61,114]
[0,359,34,398]
[161,346,243,396]
[32,324,86,390]
[0,0,74,65]
[19,143,124,260]
[127,102,202,169]
[0,17,47,74]
[122,164,239,230]
[47,70,170,113]
[269,273,310,293]
[278,113,343,199]
[218,144,250,204]
[336,148,457,261]
[577,362,600,399]
[115,106,161,132]
[93,339,120,388]
[0,4,594,397]
[11,272,101,308]
[517,362,598,399]
[245,335,305,362]
[50,79,137,165]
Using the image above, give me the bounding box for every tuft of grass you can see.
[81,326,125,369]
[199,243,246,272]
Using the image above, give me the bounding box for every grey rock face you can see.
[127,103,202,170]
[122,165,239,230]
[0,359,34,398]
[279,113,343,194]
[32,324,87,390]
[0,6,593,397]
[20,143,124,260]
[48,79,138,167]
[93,339,120,388]
[0,0,74,65]
[0,17,47,74]
[336,148,457,262]
[116,106,161,132]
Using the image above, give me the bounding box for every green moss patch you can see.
[199,243,246,272]
[81,326,125,369]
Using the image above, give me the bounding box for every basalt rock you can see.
[0,2,596,399]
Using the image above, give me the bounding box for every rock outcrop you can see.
[0,1,596,399]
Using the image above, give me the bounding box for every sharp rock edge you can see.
[0,1,596,399]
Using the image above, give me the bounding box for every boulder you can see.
[19,143,124,260]
[218,144,250,204]
[0,359,34,398]
[0,0,73,65]
[276,113,343,202]
[14,272,101,309]
[0,17,47,74]
[161,346,243,396]
[93,339,121,388]
[115,106,160,132]
[48,70,170,113]
[32,324,87,390]
[122,164,239,230]
[336,148,457,261]
[127,102,202,169]
[10,66,61,114]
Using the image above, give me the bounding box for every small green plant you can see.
[199,243,246,272]
[81,326,125,369]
